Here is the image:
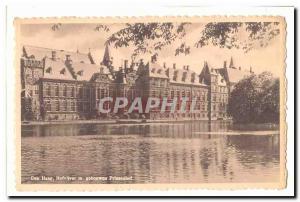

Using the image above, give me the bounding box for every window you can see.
[60,68,66,75]
[86,88,90,98]
[152,91,156,97]
[101,89,105,98]
[61,100,67,111]
[77,102,83,112]
[63,85,67,96]
[55,85,59,96]
[71,86,75,97]
[71,102,75,111]
[45,101,51,111]
[182,91,185,97]
[46,85,51,96]
[55,100,59,111]
[171,90,174,98]
[78,88,83,98]
[187,91,190,98]
[201,104,205,111]
[157,79,161,87]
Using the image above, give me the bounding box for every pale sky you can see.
[20,22,284,76]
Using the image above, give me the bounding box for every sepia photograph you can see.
[14,16,287,191]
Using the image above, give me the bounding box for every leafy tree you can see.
[51,21,280,60]
[105,22,280,59]
[21,97,33,121]
[228,72,279,124]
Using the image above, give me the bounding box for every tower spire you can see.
[102,44,112,67]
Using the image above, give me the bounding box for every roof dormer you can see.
[60,68,66,75]
[46,67,52,74]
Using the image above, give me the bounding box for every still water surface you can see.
[21,121,280,184]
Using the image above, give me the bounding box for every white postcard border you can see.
[5,5,295,196]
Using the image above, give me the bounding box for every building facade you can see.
[21,45,253,121]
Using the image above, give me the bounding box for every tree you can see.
[51,21,281,60]
[228,72,279,124]
[105,22,280,59]
[21,97,33,121]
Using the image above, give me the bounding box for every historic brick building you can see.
[21,45,252,121]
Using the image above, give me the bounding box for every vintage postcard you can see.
[14,16,287,192]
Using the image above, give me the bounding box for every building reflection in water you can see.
[21,121,280,184]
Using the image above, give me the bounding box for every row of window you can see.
[151,90,208,99]
[43,84,91,99]
[211,103,227,112]
[44,100,90,112]
[150,79,168,87]
[212,94,228,103]
[211,112,227,118]
[211,85,228,93]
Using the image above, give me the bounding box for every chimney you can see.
[173,63,176,69]
[186,65,189,71]
[66,54,71,61]
[139,59,144,65]
[51,51,57,61]
[223,61,227,68]
[250,66,253,73]
[65,54,72,66]
[124,60,128,69]
[163,62,166,68]
[183,65,186,70]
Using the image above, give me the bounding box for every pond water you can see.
[21,121,280,184]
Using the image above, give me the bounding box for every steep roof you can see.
[43,58,74,80]
[148,62,169,79]
[226,67,251,83]
[167,66,206,86]
[23,45,93,64]
[71,62,107,81]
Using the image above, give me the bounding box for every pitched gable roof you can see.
[43,58,74,80]
[23,45,93,64]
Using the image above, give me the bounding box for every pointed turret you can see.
[101,44,115,79]
[102,44,112,67]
